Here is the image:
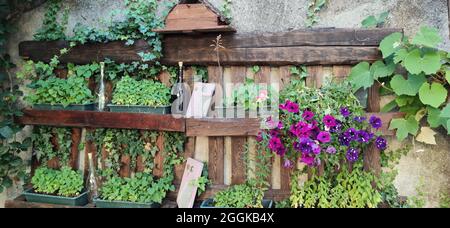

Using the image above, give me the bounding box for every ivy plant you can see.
[31,166,84,197]
[32,127,73,166]
[111,76,171,107]
[306,0,327,28]
[33,0,69,41]
[347,26,450,143]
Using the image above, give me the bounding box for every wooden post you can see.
[365,82,382,176]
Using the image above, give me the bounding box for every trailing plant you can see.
[192,66,208,83]
[103,59,163,82]
[33,0,69,41]
[191,165,210,197]
[32,126,72,166]
[362,11,389,28]
[290,163,382,208]
[306,0,327,28]
[220,0,232,22]
[347,26,450,143]
[31,166,84,197]
[111,76,171,106]
[213,183,264,208]
[26,75,94,107]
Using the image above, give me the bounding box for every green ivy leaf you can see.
[441,103,450,118]
[411,26,442,48]
[427,107,446,128]
[0,126,13,139]
[390,74,426,96]
[348,62,373,91]
[379,32,403,58]
[404,49,441,75]
[370,60,395,79]
[418,82,447,108]
[389,116,419,141]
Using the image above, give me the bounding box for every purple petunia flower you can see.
[330,120,343,133]
[354,116,367,123]
[326,146,337,154]
[345,128,358,140]
[295,137,313,153]
[317,131,331,143]
[356,130,372,143]
[302,110,315,121]
[376,136,387,150]
[323,115,337,128]
[369,115,383,129]
[339,134,352,146]
[311,143,321,155]
[256,132,263,142]
[346,148,359,162]
[340,107,351,117]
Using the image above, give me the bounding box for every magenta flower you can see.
[323,115,337,128]
[369,115,383,129]
[317,131,331,143]
[302,110,315,121]
[277,121,284,129]
[256,132,263,142]
[280,100,299,113]
[311,143,321,155]
[269,137,283,151]
[301,153,315,166]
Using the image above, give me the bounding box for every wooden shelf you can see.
[15,109,185,132]
[186,118,261,136]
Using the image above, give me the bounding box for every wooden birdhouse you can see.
[153,0,235,34]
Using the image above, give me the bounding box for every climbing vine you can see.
[306,0,327,28]
[32,127,72,166]
[347,26,450,144]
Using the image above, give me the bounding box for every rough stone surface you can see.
[2,0,450,207]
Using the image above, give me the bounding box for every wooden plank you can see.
[368,82,381,112]
[19,28,402,65]
[16,110,185,132]
[208,137,224,184]
[175,137,195,184]
[84,128,97,178]
[278,66,291,191]
[186,118,261,136]
[166,4,218,20]
[230,66,248,185]
[333,65,352,79]
[166,18,219,29]
[119,155,131,178]
[153,134,165,178]
[306,66,323,87]
[224,137,232,185]
[165,46,383,66]
[19,40,149,64]
[154,26,236,34]
[194,137,209,163]
[69,128,81,169]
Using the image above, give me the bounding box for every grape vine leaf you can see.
[441,103,450,118]
[389,116,419,141]
[379,32,403,58]
[427,107,446,128]
[390,73,426,96]
[370,60,395,79]
[361,16,377,28]
[418,82,447,108]
[394,48,408,64]
[411,26,442,48]
[348,62,373,91]
[404,49,441,75]
[416,127,437,145]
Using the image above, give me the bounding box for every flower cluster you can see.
[260,100,388,168]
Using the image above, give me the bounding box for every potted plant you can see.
[218,78,277,118]
[94,172,169,208]
[200,183,273,208]
[24,166,88,206]
[108,76,172,114]
[27,75,96,111]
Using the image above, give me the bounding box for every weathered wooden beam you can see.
[186,118,261,136]
[18,28,402,65]
[15,109,186,132]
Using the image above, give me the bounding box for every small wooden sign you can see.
[186,83,216,118]
[177,158,204,208]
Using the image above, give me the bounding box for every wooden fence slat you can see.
[278,66,292,191]
[365,82,382,176]
[208,137,225,184]
[119,155,131,178]
[175,136,196,184]
[153,134,165,178]
[69,128,82,169]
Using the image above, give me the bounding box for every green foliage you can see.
[31,166,83,197]
[220,0,233,22]
[361,11,389,28]
[33,0,69,41]
[32,127,72,166]
[26,75,94,107]
[439,191,450,208]
[408,178,427,208]
[347,26,450,142]
[290,164,382,208]
[228,78,278,110]
[213,183,264,208]
[306,0,327,28]
[191,166,210,197]
[192,66,208,83]
[103,59,162,82]
[111,76,171,106]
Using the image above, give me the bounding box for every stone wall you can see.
[2,0,449,207]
